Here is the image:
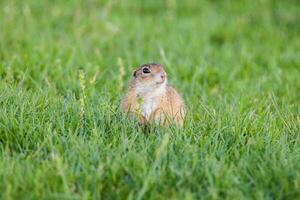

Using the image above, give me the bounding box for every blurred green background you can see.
[0,0,299,199]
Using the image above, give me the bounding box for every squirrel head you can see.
[132,63,167,89]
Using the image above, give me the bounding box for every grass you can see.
[0,0,300,199]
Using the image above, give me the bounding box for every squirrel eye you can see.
[142,67,151,74]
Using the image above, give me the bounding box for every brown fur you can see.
[121,63,185,126]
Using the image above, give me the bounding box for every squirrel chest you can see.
[140,97,156,118]
[135,85,165,119]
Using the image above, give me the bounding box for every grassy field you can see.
[0,0,300,199]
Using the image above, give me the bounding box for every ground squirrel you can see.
[121,63,185,126]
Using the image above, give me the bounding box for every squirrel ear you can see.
[133,69,137,77]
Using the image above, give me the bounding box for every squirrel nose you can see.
[161,74,166,79]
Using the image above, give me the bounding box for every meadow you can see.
[0,0,300,199]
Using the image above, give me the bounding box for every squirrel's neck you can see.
[135,82,167,99]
